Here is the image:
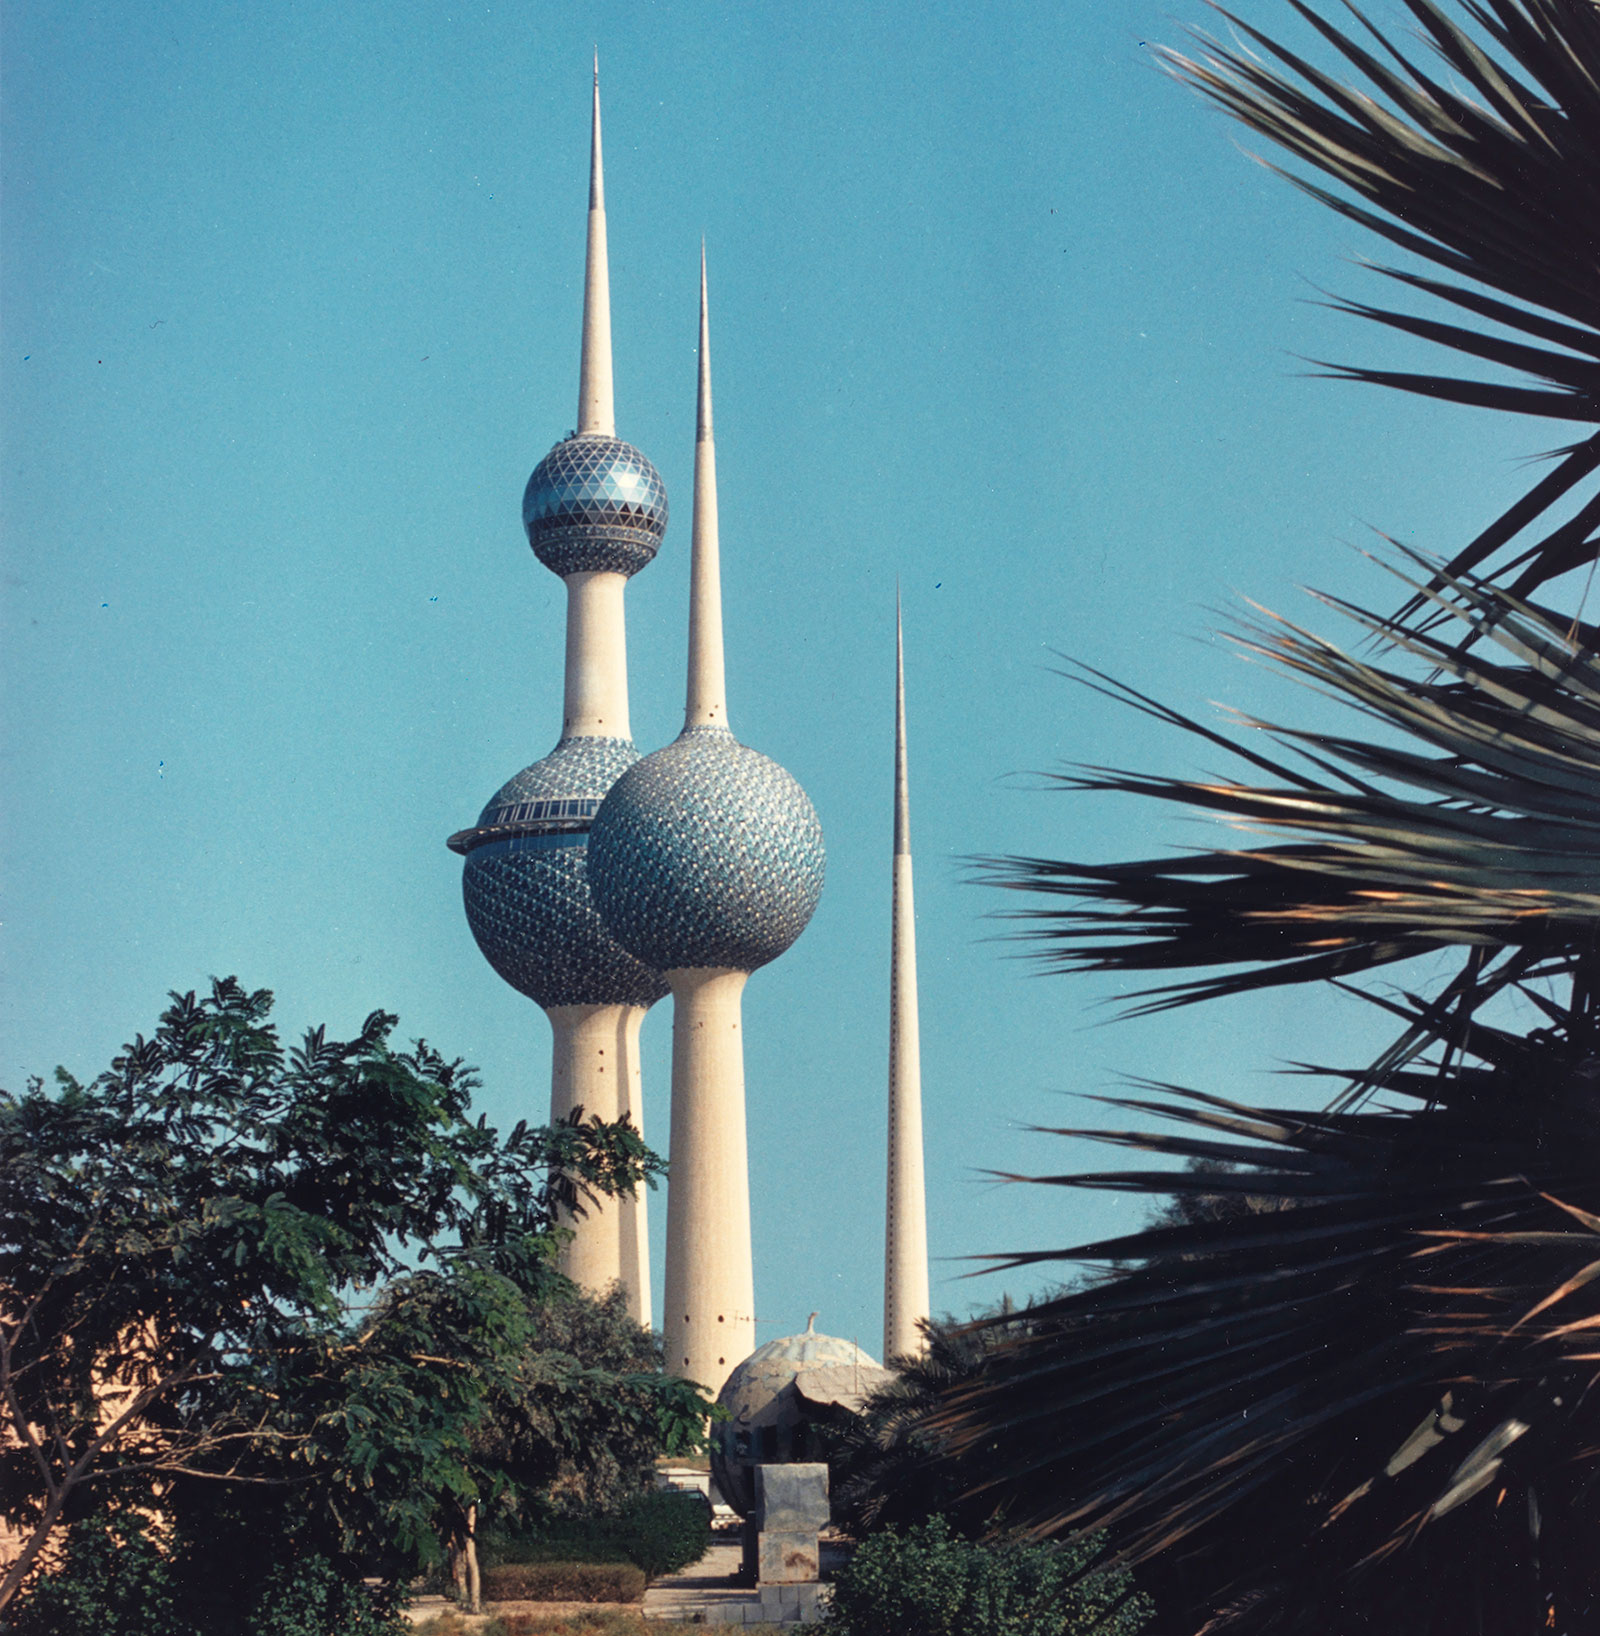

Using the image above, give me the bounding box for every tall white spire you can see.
[684,246,727,732]
[884,593,930,1359]
[577,55,615,438]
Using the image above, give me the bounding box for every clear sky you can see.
[2,1,1539,1352]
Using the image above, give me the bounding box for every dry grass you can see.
[412,1610,785,1636]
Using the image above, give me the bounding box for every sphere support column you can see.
[563,571,632,740]
[548,1001,651,1321]
[661,967,755,1393]
[617,1005,652,1330]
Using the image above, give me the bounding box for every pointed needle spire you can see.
[895,586,910,856]
[576,56,615,437]
[885,594,929,1358]
[684,244,727,732]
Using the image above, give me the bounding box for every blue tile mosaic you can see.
[587,727,825,974]
[453,736,668,1011]
[523,434,668,578]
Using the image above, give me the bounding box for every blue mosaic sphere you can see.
[451,737,668,1011]
[587,728,825,974]
[523,434,668,579]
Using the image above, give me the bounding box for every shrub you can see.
[610,1489,711,1580]
[237,1554,407,1636]
[481,1526,633,1568]
[8,1514,408,1636]
[9,1513,185,1636]
[484,1489,710,1583]
[825,1516,1151,1636]
[482,1561,647,1603]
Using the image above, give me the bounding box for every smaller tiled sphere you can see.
[587,728,825,974]
[457,737,668,1011]
[523,434,668,579]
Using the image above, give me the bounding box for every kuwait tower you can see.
[588,255,825,1395]
[447,68,668,1323]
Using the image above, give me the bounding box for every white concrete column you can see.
[661,967,754,1395]
[616,1005,653,1329]
[884,608,930,1360]
[548,1002,632,1298]
[884,849,930,1358]
[562,571,631,739]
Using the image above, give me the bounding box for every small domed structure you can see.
[451,737,668,1011]
[524,434,668,579]
[587,728,825,974]
[710,1318,891,1518]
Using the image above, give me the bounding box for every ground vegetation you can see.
[0,978,711,1627]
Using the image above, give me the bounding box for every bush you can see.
[482,1529,633,1568]
[237,1554,407,1636]
[825,1516,1151,1636]
[8,1513,408,1636]
[9,1513,183,1636]
[484,1489,710,1583]
[610,1489,711,1580]
[482,1561,647,1603]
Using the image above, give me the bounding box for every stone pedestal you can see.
[741,1463,829,1589]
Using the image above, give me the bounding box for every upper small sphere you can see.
[587,729,825,974]
[455,737,668,1012]
[523,434,668,579]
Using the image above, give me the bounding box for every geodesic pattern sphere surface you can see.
[523,434,667,579]
[587,728,825,974]
[460,738,668,1011]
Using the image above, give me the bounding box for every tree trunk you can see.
[465,1503,481,1615]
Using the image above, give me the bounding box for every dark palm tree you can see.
[938,4,1600,1632]
[1165,0,1600,609]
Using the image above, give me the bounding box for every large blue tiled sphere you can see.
[587,728,825,974]
[454,737,668,1011]
[523,434,668,579]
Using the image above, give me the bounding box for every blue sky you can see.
[2,1,1539,1351]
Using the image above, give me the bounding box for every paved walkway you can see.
[405,1532,838,1628]
[642,1537,756,1621]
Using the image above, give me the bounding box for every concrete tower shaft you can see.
[664,263,754,1393]
[452,67,666,1325]
[884,600,931,1360]
[587,260,824,1395]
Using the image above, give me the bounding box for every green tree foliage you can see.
[481,1287,707,1524]
[825,1516,1151,1636]
[941,3,1600,1632]
[6,1509,407,1636]
[0,978,711,1619]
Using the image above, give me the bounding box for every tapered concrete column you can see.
[884,607,930,1360]
[661,967,754,1395]
[685,248,727,732]
[549,1002,650,1316]
[616,1005,652,1329]
[562,571,631,739]
[577,65,614,439]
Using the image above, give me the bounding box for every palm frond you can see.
[933,1011,1600,1632]
[1160,0,1600,601]
[983,556,1600,1015]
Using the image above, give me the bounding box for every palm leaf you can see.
[933,1009,1600,1633]
[983,556,1600,1017]
[1160,0,1600,602]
